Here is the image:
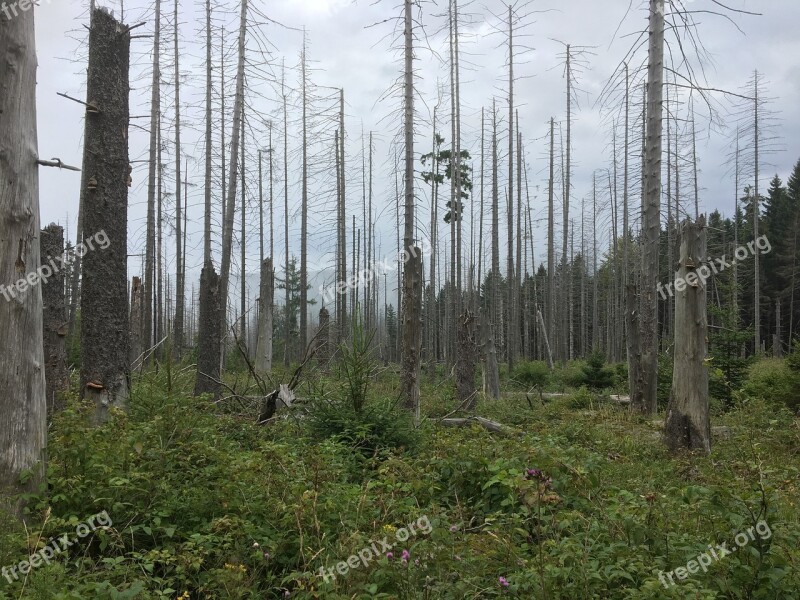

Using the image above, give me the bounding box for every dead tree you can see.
[255,258,274,373]
[317,306,331,368]
[399,0,421,421]
[218,0,248,352]
[41,225,69,415]
[634,0,665,416]
[130,276,143,367]
[664,217,710,454]
[456,311,478,411]
[172,0,184,360]
[195,265,222,399]
[143,0,161,358]
[79,7,131,424]
[0,3,47,519]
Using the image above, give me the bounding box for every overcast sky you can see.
[33,0,800,311]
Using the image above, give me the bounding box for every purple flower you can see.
[263,552,270,560]
[449,524,458,533]
[414,558,420,566]
[386,552,393,560]
[499,576,510,587]
[401,549,410,562]
[525,468,542,480]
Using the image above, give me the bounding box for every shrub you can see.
[582,351,614,390]
[553,360,587,389]
[742,358,800,411]
[511,361,550,390]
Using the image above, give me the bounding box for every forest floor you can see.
[1,365,799,599]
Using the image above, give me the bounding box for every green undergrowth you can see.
[1,367,798,599]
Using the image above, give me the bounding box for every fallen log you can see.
[437,416,521,437]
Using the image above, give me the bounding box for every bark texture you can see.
[255,258,274,373]
[456,311,477,411]
[635,0,665,416]
[0,6,47,519]
[129,276,143,367]
[79,8,131,424]
[195,262,221,399]
[664,217,711,454]
[41,224,68,416]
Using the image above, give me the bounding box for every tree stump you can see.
[664,216,711,454]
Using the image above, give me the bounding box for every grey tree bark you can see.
[219,0,248,351]
[634,0,665,416]
[0,5,46,519]
[400,0,421,420]
[130,276,143,368]
[41,225,68,416]
[79,8,131,424]
[173,0,184,360]
[664,217,710,454]
[144,0,161,357]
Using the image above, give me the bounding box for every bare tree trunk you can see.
[219,0,248,351]
[130,276,143,367]
[255,259,274,372]
[400,0,421,419]
[282,62,291,366]
[299,39,309,352]
[547,118,555,351]
[635,0,665,416]
[173,0,184,360]
[664,217,710,453]
[774,299,783,358]
[41,225,68,416]
[456,311,477,410]
[195,264,221,398]
[0,5,46,518]
[79,8,131,424]
[338,90,347,340]
[753,72,761,353]
[317,306,331,368]
[143,0,161,356]
[506,4,515,371]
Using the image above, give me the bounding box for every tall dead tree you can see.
[130,276,143,367]
[41,225,68,416]
[218,0,248,353]
[195,0,221,399]
[400,0,421,420]
[506,3,516,371]
[144,0,162,356]
[664,217,710,453]
[79,7,131,424]
[0,4,47,519]
[172,0,184,360]
[633,0,665,416]
[297,38,310,352]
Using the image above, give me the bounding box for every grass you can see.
[0,364,798,599]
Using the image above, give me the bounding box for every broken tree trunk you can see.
[401,248,423,423]
[456,310,478,411]
[255,258,274,373]
[41,224,69,416]
[438,416,520,437]
[664,217,711,454]
[129,276,143,368]
[79,8,131,425]
[0,3,47,521]
[481,307,501,399]
[317,306,331,368]
[195,262,222,399]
